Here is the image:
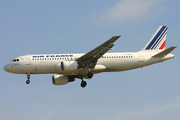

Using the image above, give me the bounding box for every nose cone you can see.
[4,64,10,72]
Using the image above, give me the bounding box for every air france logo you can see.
[33,55,73,58]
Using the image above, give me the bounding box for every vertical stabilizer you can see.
[142,26,168,51]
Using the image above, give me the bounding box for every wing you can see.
[77,36,121,69]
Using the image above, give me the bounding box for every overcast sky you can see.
[1,0,180,120]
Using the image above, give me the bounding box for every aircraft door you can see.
[25,55,31,65]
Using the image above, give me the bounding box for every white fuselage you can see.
[4,51,174,75]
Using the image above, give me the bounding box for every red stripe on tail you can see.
[159,40,166,50]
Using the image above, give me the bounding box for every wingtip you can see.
[113,35,121,38]
[171,46,177,49]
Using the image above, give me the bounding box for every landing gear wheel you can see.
[81,81,87,88]
[26,80,30,84]
[87,71,93,78]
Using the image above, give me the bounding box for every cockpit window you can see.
[12,59,19,62]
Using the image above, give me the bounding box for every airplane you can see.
[4,26,176,88]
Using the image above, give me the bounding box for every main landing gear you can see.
[81,80,87,88]
[26,73,30,84]
[87,71,93,78]
[80,71,93,88]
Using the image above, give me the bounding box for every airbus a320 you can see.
[4,26,176,88]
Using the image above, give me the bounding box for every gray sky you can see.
[1,0,180,120]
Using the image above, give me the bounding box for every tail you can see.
[142,26,168,51]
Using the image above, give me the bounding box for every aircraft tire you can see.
[81,81,87,88]
[26,80,30,84]
[87,72,93,78]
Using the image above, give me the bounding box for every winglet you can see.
[153,46,177,57]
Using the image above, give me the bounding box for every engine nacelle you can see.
[61,61,78,72]
[52,75,75,85]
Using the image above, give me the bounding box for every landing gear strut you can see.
[26,73,30,84]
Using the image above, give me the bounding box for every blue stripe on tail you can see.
[145,26,167,50]
[151,27,167,49]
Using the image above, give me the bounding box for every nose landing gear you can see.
[26,73,30,84]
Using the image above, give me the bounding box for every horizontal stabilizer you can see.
[153,46,177,57]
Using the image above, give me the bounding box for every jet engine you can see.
[52,75,75,85]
